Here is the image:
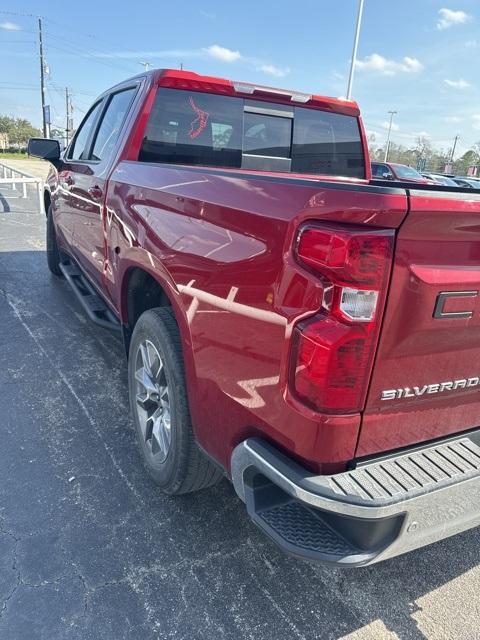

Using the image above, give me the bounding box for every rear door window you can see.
[139,88,365,178]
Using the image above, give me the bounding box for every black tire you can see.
[46,205,63,277]
[128,308,223,494]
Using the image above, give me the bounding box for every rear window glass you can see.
[139,88,365,178]
[243,112,292,158]
[139,89,242,168]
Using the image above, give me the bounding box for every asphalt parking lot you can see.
[1,183,480,640]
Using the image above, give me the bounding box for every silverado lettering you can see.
[381,378,480,401]
[28,68,480,567]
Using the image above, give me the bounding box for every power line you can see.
[45,41,137,75]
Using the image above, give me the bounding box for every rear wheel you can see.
[128,308,223,494]
[46,205,63,277]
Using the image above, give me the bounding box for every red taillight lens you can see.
[297,226,393,289]
[291,224,394,413]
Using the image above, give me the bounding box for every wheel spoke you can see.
[133,339,172,463]
[139,343,153,377]
[147,341,162,379]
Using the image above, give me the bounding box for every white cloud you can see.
[355,53,423,76]
[382,121,399,131]
[205,44,242,63]
[0,21,21,31]
[444,78,470,89]
[436,8,471,30]
[473,115,480,131]
[258,64,290,78]
[444,116,462,123]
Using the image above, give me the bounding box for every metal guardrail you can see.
[0,162,44,214]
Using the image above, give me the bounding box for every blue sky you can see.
[1,0,479,156]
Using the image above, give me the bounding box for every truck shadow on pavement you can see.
[1,245,479,640]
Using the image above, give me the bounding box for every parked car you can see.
[452,177,480,188]
[29,68,480,567]
[371,161,430,183]
[421,172,459,187]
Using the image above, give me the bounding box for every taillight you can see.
[291,224,394,413]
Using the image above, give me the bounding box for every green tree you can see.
[454,147,480,175]
[0,115,41,147]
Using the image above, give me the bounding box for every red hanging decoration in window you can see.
[188,96,209,139]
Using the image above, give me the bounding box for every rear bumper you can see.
[231,435,480,567]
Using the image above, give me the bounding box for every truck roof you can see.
[113,68,360,118]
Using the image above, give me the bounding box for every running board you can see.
[59,262,121,332]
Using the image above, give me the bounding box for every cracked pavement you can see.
[1,195,480,640]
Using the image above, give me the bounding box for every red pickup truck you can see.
[29,69,480,567]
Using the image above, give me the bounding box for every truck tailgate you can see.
[357,189,480,457]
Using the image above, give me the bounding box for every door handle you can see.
[88,185,103,201]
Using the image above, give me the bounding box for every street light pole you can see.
[384,110,397,162]
[346,0,365,100]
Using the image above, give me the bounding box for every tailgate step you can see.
[258,500,359,557]
[332,439,480,501]
[59,261,120,332]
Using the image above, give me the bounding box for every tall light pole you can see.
[139,61,151,71]
[346,0,365,100]
[384,110,397,162]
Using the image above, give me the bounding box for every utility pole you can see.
[38,17,49,138]
[346,0,365,100]
[384,110,397,162]
[449,134,459,163]
[65,87,71,146]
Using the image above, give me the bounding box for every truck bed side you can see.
[105,162,408,471]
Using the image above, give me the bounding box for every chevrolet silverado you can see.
[28,69,480,567]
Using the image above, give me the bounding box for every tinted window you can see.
[243,113,292,157]
[139,88,243,167]
[139,88,365,178]
[92,88,136,162]
[291,109,364,177]
[69,102,102,160]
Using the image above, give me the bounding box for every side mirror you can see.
[382,172,392,180]
[28,138,61,162]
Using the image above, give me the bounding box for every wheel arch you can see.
[120,264,204,449]
[119,265,193,368]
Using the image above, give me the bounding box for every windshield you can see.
[431,175,458,186]
[392,164,425,180]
